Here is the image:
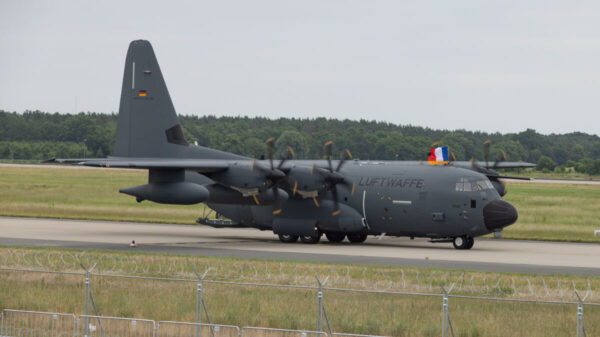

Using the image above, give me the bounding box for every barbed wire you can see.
[0,248,597,302]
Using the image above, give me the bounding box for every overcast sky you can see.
[1,1,599,136]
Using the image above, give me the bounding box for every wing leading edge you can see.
[45,157,231,173]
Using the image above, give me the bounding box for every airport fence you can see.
[1,248,597,301]
[1,266,598,337]
[1,249,599,336]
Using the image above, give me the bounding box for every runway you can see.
[0,216,598,276]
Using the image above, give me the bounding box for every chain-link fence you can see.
[1,249,596,301]
[1,248,599,336]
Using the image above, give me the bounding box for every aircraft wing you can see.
[453,161,536,169]
[45,157,231,173]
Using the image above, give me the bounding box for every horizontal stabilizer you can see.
[46,157,230,173]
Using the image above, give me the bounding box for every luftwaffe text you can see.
[357,177,424,188]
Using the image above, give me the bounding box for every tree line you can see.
[1,110,600,174]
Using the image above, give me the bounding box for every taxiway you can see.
[0,216,598,276]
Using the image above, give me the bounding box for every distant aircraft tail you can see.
[113,40,243,160]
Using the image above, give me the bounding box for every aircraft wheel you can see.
[465,237,475,249]
[452,236,470,250]
[325,232,345,243]
[278,234,299,243]
[347,232,368,243]
[300,233,321,244]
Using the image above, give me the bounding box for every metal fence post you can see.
[441,293,447,337]
[575,290,588,337]
[195,269,210,337]
[317,288,323,332]
[315,276,331,334]
[81,262,98,337]
[440,285,455,337]
[84,270,90,335]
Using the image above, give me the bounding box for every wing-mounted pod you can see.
[120,169,209,205]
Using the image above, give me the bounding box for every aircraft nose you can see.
[483,199,518,231]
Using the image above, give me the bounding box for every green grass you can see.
[0,165,599,242]
[502,181,600,242]
[0,165,210,224]
[1,247,599,337]
[504,168,600,181]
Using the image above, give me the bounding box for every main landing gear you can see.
[278,231,368,244]
[300,233,322,244]
[325,232,345,243]
[278,234,299,243]
[452,236,474,250]
[347,232,368,243]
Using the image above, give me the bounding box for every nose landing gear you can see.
[453,236,474,250]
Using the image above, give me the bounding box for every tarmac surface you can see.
[1,216,598,276]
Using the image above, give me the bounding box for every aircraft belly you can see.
[206,203,260,228]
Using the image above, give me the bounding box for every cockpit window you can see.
[455,178,494,192]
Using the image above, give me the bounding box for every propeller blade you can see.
[493,150,507,168]
[331,186,340,216]
[335,149,352,172]
[349,182,356,196]
[483,140,491,169]
[450,152,457,162]
[277,146,295,170]
[272,185,282,214]
[266,137,275,170]
[292,180,298,195]
[313,196,320,207]
[324,141,333,172]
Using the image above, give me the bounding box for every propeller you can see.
[316,141,356,216]
[470,140,530,196]
[251,138,296,214]
[472,140,506,172]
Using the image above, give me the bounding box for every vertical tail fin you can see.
[114,40,184,157]
[112,40,245,160]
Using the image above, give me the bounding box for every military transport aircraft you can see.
[50,40,535,249]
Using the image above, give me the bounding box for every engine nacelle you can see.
[120,182,209,205]
[490,179,506,197]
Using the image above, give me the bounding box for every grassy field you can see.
[507,168,600,181]
[0,165,207,224]
[1,247,599,337]
[0,165,599,242]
